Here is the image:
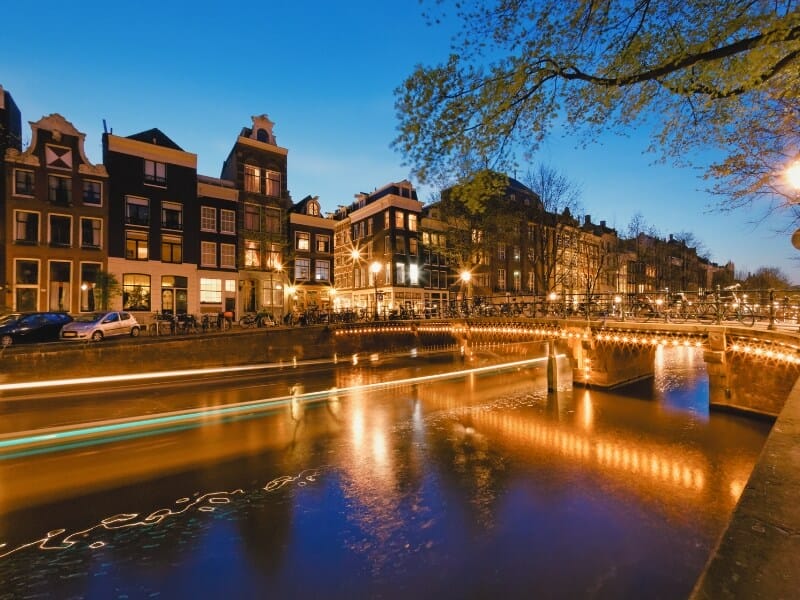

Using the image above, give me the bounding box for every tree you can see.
[744,266,793,289]
[523,164,583,293]
[95,270,121,311]
[394,1,800,220]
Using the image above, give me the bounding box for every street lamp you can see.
[786,160,800,190]
[370,261,382,320]
[460,270,472,315]
[351,248,361,310]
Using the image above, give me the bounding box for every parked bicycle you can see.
[239,310,277,328]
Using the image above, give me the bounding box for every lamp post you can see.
[370,261,382,320]
[460,270,472,315]
[351,248,361,311]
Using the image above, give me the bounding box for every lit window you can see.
[244,165,260,193]
[296,232,310,251]
[395,211,404,229]
[316,235,330,253]
[244,204,260,231]
[408,214,417,232]
[200,278,222,303]
[265,170,281,196]
[126,230,148,260]
[122,273,151,311]
[409,264,419,285]
[315,260,330,281]
[161,236,182,263]
[244,240,260,268]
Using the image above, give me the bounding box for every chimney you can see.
[584,215,591,225]
[600,220,606,228]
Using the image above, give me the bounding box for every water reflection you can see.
[0,347,770,598]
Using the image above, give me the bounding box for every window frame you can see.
[201,241,217,268]
[14,210,40,244]
[144,160,167,186]
[80,217,102,249]
[14,169,35,196]
[48,213,73,247]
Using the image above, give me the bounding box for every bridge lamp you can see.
[548,292,557,302]
[786,160,800,190]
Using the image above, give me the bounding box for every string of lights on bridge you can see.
[333,322,800,365]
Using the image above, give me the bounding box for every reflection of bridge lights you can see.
[729,479,744,501]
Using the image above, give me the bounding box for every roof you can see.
[126,128,184,150]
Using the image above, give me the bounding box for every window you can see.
[126,230,149,260]
[220,243,236,269]
[498,244,506,260]
[200,278,222,303]
[409,264,419,285]
[384,235,391,254]
[316,235,330,253]
[409,238,418,255]
[244,240,260,268]
[384,211,390,229]
[395,211,405,229]
[15,260,39,311]
[126,196,149,226]
[162,202,183,230]
[162,236,182,263]
[395,262,406,285]
[265,208,281,233]
[244,165,260,193]
[265,170,280,196]
[48,261,71,311]
[83,181,102,205]
[367,219,373,236]
[220,209,236,234]
[200,206,216,231]
[296,232,310,251]
[201,241,217,267]
[266,243,281,269]
[81,218,102,248]
[48,176,72,205]
[295,258,310,280]
[408,214,418,232]
[144,160,166,185]
[49,215,72,246]
[513,270,521,291]
[80,263,101,312]
[123,273,151,311]
[396,236,406,254]
[15,170,34,195]
[14,211,39,243]
[244,204,260,230]
[307,200,320,216]
[315,260,330,282]
[498,268,507,290]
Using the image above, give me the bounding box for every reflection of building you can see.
[4,112,108,312]
[104,128,198,316]
[333,181,424,316]
[221,116,290,316]
[287,195,335,312]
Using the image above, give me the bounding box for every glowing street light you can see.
[460,270,472,314]
[786,160,800,191]
[370,261,382,320]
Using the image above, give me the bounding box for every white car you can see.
[61,311,141,342]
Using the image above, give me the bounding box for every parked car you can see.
[60,311,141,342]
[0,312,73,347]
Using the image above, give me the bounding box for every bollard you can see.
[768,289,776,331]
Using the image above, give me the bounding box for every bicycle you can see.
[694,284,755,327]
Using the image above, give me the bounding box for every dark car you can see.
[0,312,73,347]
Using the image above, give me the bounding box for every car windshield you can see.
[73,312,107,323]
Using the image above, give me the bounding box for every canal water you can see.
[0,345,770,599]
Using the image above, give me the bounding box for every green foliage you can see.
[95,270,121,311]
[395,1,800,220]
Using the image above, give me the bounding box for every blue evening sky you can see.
[2,1,796,283]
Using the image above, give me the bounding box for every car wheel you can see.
[91,331,104,342]
[1,334,12,347]
[130,326,140,337]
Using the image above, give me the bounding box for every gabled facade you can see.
[3,113,108,312]
[103,128,198,316]
[287,195,336,314]
[221,115,291,316]
[333,180,424,317]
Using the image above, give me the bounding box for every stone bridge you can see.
[333,317,800,418]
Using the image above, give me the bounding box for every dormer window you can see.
[307,200,320,217]
[256,128,269,143]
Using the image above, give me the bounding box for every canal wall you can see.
[691,374,800,599]
[0,324,456,384]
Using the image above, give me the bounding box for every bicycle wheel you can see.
[737,305,755,327]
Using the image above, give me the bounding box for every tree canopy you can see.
[394,0,800,221]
